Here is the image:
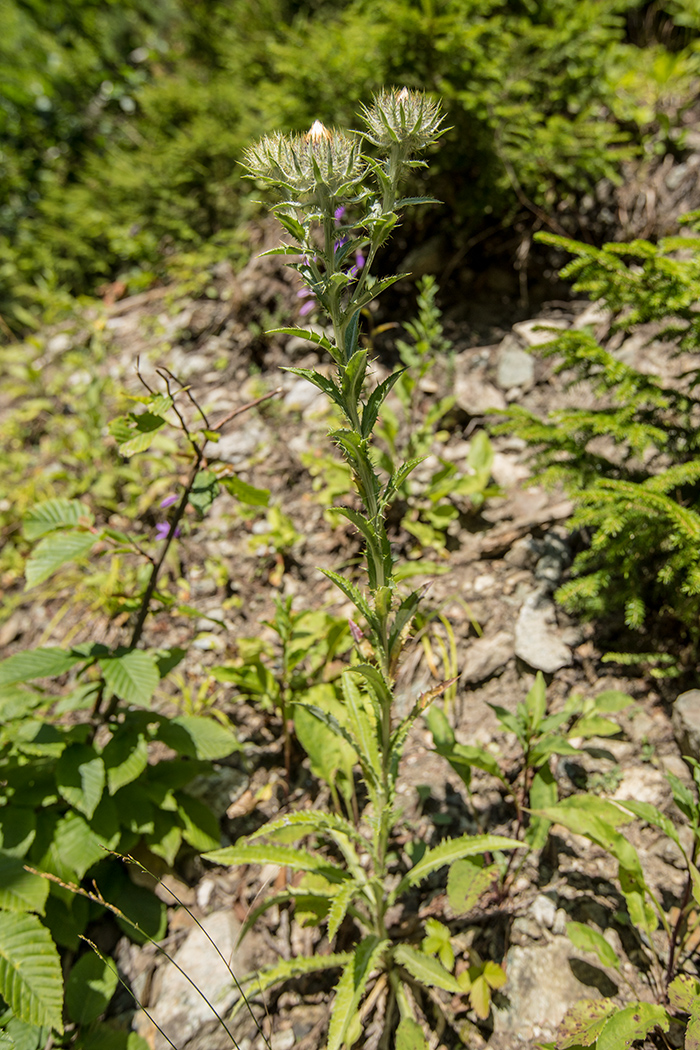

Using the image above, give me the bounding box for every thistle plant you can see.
[205,91,521,1048]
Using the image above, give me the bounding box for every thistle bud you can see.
[243,124,364,198]
[360,87,444,154]
[305,120,332,143]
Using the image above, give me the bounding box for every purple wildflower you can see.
[155,522,181,540]
[299,298,316,316]
[334,206,346,223]
[160,494,178,508]
[349,619,365,643]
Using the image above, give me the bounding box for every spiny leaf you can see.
[203,842,347,882]
[230,953,351,1020]
[395,834,522,897]
[326,936,388,1050]
[393,945,461,993]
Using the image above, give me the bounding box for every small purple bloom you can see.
[160,494,178,508]
[349,619,365,643]
[355,251,365,269]
[299,298,316,316]
[334,206,346,223]
[155,522,181,540]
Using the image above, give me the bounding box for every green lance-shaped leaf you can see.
[394,834,522,899]
[0,855,49,914]
[342,673,382,791]
[393,945,461,994]
[335,507,391,590]
[327,936,388,1050]
[447,857,497,914]
[23,498,93,541]
[230,953,352,1021]
[203,842,348,883]
[220,473,270,507]
[388,589,421,664]
[0,911,64,1032]
[98,649,160,708]
[525,761,557,850]
[25,530,97,589]
[283,367,345,412]
[271,328,343,365]
[524,671,547,729]
[597,1001,669,1050]
[246,809,365,849]
[362,369,405,438]
[320,569,378,635]
[0,648,85,687]
[425,706,506,785]
[340,348,369,412]
[566,921,620,971]
[354,272,409,310]
[381,456,425,509]
[64,952,118,1026]
[56,743,106,820]
[327,881,358,943]
[555,999,617,1049]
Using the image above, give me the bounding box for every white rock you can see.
[512,318,568,346]
[461,631,513,684]
[515,589,573,673]
[497,341,535,391]
[454,367,507,415]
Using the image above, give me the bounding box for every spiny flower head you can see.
[243,122,364,197]
[360,87,444,154]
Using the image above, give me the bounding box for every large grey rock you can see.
[460,630,513,684]
[672,689,700,761]
[140,911,261,1050]
[515,589,573,673]
[493,936,605,1044]
[454,368,507,415]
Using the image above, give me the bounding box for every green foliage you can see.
[3,0,700,330]
[427,675,633,857]
[496,219,700,649]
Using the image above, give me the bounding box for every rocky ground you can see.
[4,160,700,1048]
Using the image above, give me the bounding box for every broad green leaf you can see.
[0,855,48,914]
[160,715,240,760]
[668,973,700,1012]
[393,945,461,993]
[79,1027,150,1050]
[64,952,118,1025]
[294,688,358,801]
[145,809,182,866]
[0,809,36,858]
[483,960,506,989]
[341,673,382,790]
[613,799,681,850]
[204,843,346,882]
[188,470,219,517]
[447,857,497,914]
[0,912,63,1032]
[110,411,167,456]
[56,744,105,819]
[112,879,167,945]
[469,974,491,1020]
[395,1017,429,1050]
[422,919,454,971]
[556,999,617,1049]
[176,793,220,852]
[2,1017,47,1050]
[396,834,522,897]
[566,921,620,970]
[327,936,387,1050]
[25,531,96,588]
[43,811,106,880]
[23,499,93,541]
[0,648,84,687]
[593,690,634,713]
[102,729,149,794]
[573,715,621,738]
[597,1002,668,1050]
[221,474,270,507]
[99,650,160,708]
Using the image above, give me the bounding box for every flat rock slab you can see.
[515,589,573,673]
[672,688,700,761]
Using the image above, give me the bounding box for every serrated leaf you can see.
[566,921,619,970]
[23,499,93,541]
[327,936,387,1050]
[396,834,522,896]
[188,470,219,517]
[204,842,346,882]
[0,855,48,915]
[43,811,106,880]
[0,911,63,1032]
[327,882,356,943]
[597,1001,668,1050]
[111,411,166,456]
[447,857,497,914]
[393,945,461,993]
[0,648,84,687]
[230,953,351,1021]
[64,952,118,1025]
[98,650,159,708]
[25,531,96,588]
